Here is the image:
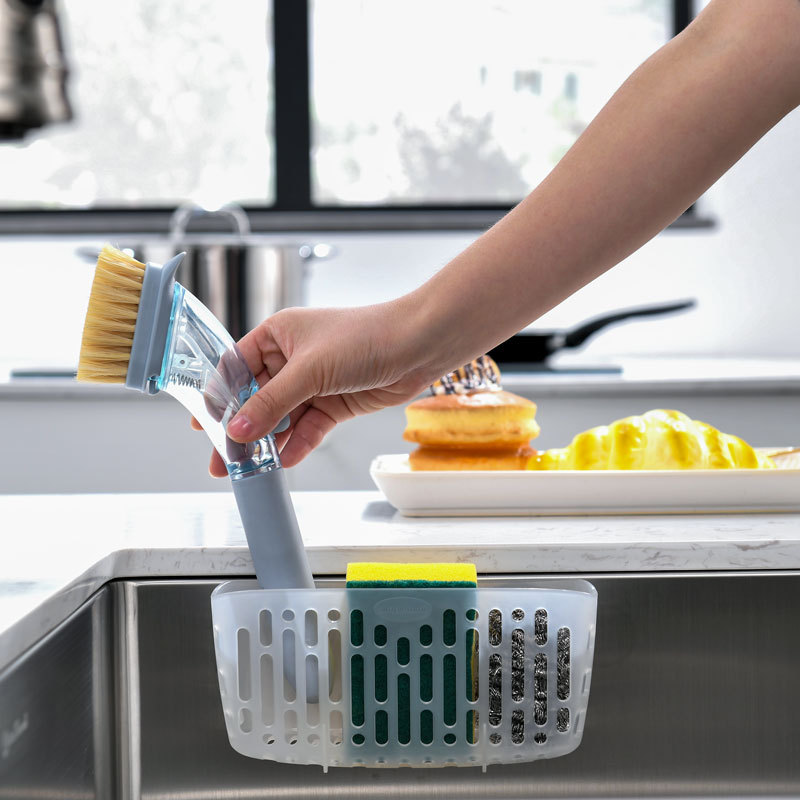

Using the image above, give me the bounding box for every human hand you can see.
[193,299,441,476]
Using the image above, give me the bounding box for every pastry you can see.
[404,356,539,471]
[528,409,774,470]
[409,444,537,471]
[404,390,540,449]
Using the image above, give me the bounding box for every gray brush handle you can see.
[231,468,314,589]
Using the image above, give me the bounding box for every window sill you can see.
[0,206,714,236]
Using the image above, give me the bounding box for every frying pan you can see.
[488,299,696,367]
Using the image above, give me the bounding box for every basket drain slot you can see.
[397,637,410,665]
[420,624,432,646]
[351,655,364,726]
[489,652,502,726]
[421,709,433,744]
[443,653,457,726]
[467,710,479,744]
[330,710,343,745]
[374,624,387,647]
[350,610,363,646]
[376,654,388,702]
[534,653,547,725]
[284,710,298,745]
[259,610,272,646]
[488,609,502,646]
[398,674,411,744]
[511,628,524,701]
[328,629,342,701]
[557,707,570,733]
[282,629,296,702]
[237,629,251,701]
[534,609,547,645]
[376,709,389,744]
[443,610,456,646]
[557,627,571,700]
[305,610,318,646]
[260,654,273,725]
[305,656,319,723]
[420,654,432,702]
[511,709,524,744]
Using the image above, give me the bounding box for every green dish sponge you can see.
[346,562,479,747]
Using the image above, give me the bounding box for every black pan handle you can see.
[562,299,696,350]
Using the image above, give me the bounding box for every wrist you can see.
[385,284,467,385]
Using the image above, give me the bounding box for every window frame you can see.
[0,0,703,235]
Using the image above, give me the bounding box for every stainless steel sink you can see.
[3,573,800,798]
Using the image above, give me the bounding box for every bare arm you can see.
[224,0,800,466]
[404,0,800,376]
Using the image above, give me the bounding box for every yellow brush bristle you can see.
[76,246,147,384]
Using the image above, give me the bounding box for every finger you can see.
[274,400,311,451]
[278,406,337,468]
[209,449,227,478]
[237,322,287,381]
[227,363,317,442]
[274,428,292,451]
[190,416,203,431]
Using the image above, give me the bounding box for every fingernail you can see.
[227,414,254,439]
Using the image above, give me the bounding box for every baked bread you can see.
[404,390,540,450]
[528,409,773,470]
[409,445,536,471]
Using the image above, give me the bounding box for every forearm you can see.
[403,0,800,376]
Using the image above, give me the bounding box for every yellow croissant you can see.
[528,409,773,471]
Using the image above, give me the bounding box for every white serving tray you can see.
[370,453,800,517]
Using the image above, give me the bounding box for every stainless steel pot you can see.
[79,204,336,340]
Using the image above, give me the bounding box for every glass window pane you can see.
[0,0,273,209]
[311,0,670,204]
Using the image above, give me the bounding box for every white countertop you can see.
[3,490,800,672]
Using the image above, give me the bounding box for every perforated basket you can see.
[211,579,597,770]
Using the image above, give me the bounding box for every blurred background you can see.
[1,0,798,493]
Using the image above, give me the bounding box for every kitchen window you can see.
[310,0,676,206]
[0,0,697,233]
[0,0,274,210]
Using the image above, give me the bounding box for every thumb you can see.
[227,364,316,442]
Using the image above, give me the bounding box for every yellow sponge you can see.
[345,562,477,587]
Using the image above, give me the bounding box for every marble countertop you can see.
[3,490,800,672]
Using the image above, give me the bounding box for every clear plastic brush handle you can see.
[158,284,313,590]
[157,284,279,477]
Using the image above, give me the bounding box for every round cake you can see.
[403,390,540,450]
[408,445,537,471]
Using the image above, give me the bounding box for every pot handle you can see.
[562,299,696,349]
[169,202,251,240]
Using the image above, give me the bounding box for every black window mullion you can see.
[674,0,693,36]
[272,0,312,211]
